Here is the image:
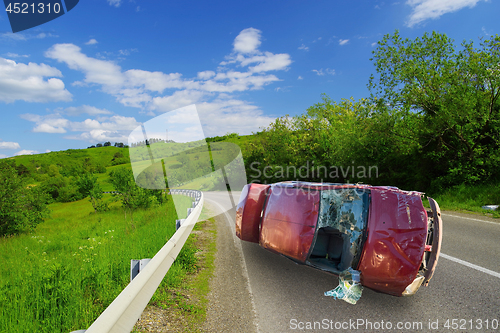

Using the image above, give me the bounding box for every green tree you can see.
[0,161,49,235]
[76,172,107,212]
[369,30,500,189]
[109,168,163,219]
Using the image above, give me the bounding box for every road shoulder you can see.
[202,208,258,333]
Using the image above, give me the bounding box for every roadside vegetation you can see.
[0,193,193,333]
[133,215,217,332]
[242,31,500,214]
[431,183,500,217]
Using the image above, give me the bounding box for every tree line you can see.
[245,31,500,193]
[87,142,128,148]
[0,158,166,236]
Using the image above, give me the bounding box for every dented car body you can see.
[236,181,442,297]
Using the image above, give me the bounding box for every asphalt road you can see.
[203,191,500,333]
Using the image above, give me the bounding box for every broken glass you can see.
[324,268,363,304]
[317,188,369,266]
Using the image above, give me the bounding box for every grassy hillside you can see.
[11,146,129,177]
[0,194,194,333]
[4,130,497,216]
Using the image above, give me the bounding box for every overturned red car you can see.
[235,181,442,297]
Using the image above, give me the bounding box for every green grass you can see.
[431,183,500,218]
[11,146,129,171]
[0,194,194,333]
[135,211,217,332]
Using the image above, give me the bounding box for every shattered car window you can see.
[317,188,370,267]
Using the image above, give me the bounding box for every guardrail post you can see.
[175,219,186,230]
[130,259,152,282]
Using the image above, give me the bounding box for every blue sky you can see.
[0,0,499,157]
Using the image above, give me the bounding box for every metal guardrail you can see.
[71,190,203,333]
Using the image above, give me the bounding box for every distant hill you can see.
[1,133,263,199]
[10,146,130,176]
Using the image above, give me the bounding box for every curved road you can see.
[204,191,500,333]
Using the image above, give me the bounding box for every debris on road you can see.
[324,268,363,304]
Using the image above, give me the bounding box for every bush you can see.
[0,161,49,236]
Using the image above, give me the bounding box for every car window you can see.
[317,188,370,267]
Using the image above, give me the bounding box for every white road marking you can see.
[441,213,499,225]
[441,253,500,279]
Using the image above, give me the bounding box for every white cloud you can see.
[152,90,207,112]
[0,141,20,149]
[85,38,98,45]
[45,44,125,88]
[249,52,291,73]
[1,33,27,41]
[43,28,290,137]
[15,149,38,156]
[406,0,485,27]
[36,33,58,39]
[339,39,350,46]
[233,28,262,54]
[298,76,303,80]
[63,105,113,116]
[124,69,185,92]
[46,29,290,109]
[275,86,291,92]
[222,29,292,74]
[197,71,216,80]
[0,58,72,103]
[21,111,142,143]
[67,116,142,142]
[107,0,121,7]
[298,44,309,51]
[21,114,69,133]
[196,99,275,136]
[1,32,57,41]
[34,122,68,133]
[0,154,6,158]
[312,68,335,76]
[5,53,29,58]
[118,48,138,56]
